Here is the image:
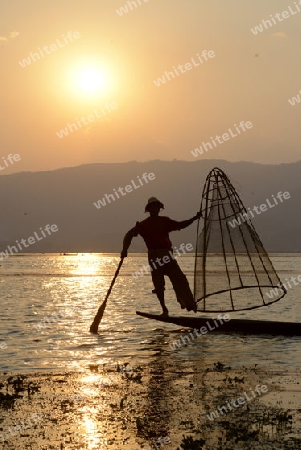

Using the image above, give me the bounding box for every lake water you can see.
[0,253,301,373]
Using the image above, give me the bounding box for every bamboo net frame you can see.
[194,168,286,312]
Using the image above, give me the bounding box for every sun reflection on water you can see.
[70,254,103,276]
[80,373,112,391]
[76,372,114,449]
[82,411,105,449]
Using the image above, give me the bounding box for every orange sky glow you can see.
[1,0,301,174]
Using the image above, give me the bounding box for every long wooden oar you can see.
[89,257,124,334]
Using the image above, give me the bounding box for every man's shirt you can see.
[133,216,181,250]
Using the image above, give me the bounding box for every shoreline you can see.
[1,363,301,449]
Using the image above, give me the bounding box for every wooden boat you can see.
[90,169,297,336]
[136,311,301,336]
[135,169,298,338]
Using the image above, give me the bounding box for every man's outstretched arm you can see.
[178,211,202,230]
[121,224,139,258]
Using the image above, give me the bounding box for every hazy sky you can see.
[1,0,301,173]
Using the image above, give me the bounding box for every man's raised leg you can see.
[166,260,197,312]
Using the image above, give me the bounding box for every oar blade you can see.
[89,299,107,334]
[89,257,124,334]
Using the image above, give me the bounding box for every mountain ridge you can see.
[0,159,300,252]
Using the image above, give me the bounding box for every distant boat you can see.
[63,253,78,256]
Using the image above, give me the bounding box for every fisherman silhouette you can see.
[121,197,200,315]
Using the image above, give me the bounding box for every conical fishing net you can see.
[194,168,286,312]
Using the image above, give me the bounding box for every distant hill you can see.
[0,159,300,253]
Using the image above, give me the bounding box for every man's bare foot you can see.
[161,308,169,316]
[187,304,198,313]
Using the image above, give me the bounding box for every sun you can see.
[74,67,108,95]
[76,68,106,94]
[59,59,116,103]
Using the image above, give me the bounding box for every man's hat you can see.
[145,197,164,212]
